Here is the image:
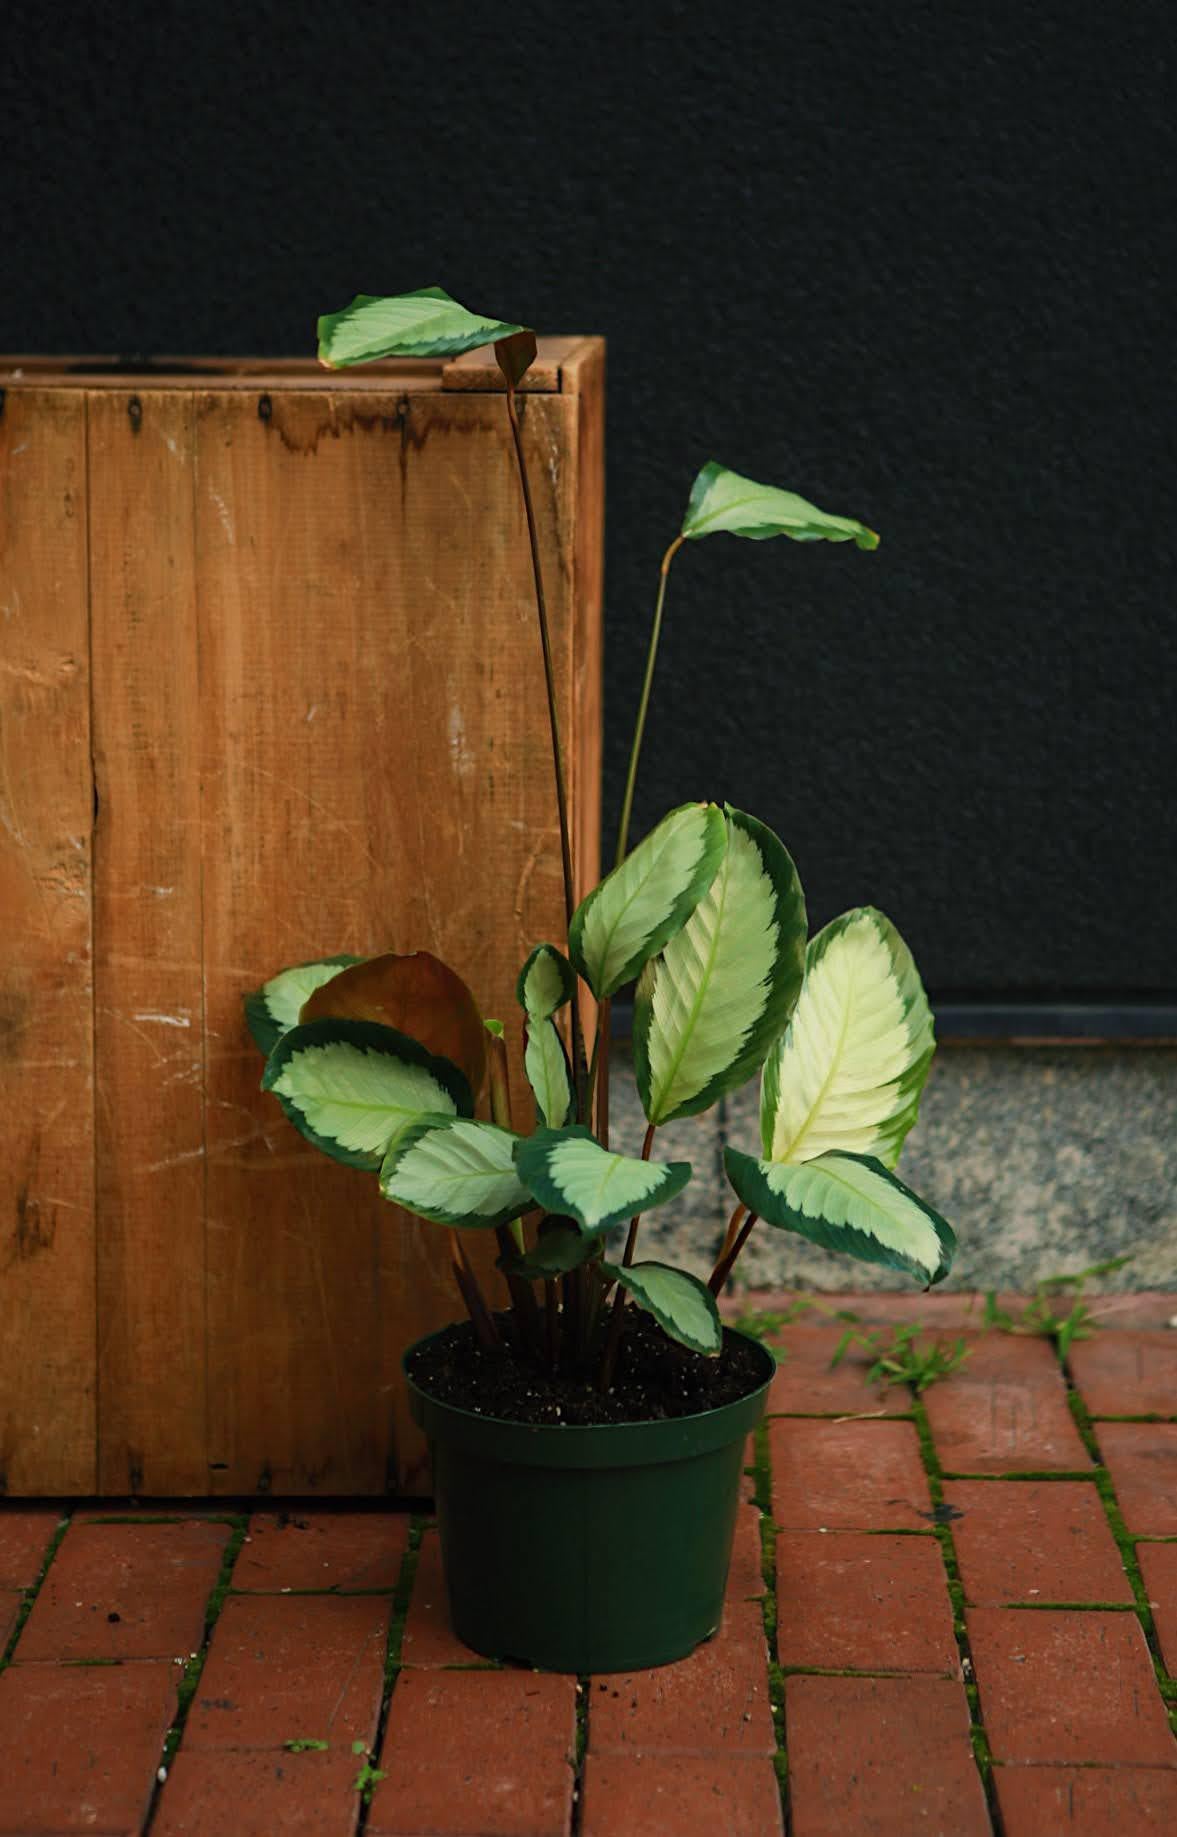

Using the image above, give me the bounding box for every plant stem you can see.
[595,1124,656,1392]
[503,381,588,1119]
[715,1202,748,1272]
[613,533,685,870]
[486,1029,525,1254]
[544,1279,560,1373]
[708,1211,760,1296]
[449,1231,500,1349]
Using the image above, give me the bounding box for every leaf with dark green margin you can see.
[380,1116,532,1229]
[514,1125,691,1236]
[724,1146,955,1287]
[682,462,879,549]
[568,803,727,999]
[515,943,577,1021]
[524,1018,573,1129]
[760,906,935,1170]
[262,1018,472,1170]
[318,286,528,368]
[498,1221,597,1279]
[633,806,807,1125]
[244,954,363,1057]
[601,1260,723,1357]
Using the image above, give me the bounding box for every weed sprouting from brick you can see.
[831,1322,970,1394]
[351,1737,387,1801]
[283,1736,330,1751]
[985,1254,1133,1360]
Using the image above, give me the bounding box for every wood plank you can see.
[196,386,582,1493]
[0,388,96,1492]
[89,389,207,1494]
[441,336,579,392]
[562,338,606,900]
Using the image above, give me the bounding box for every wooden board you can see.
[0,388,96,1493]
[89,390,207,1494]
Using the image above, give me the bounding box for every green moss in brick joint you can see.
[751,1420,788,1816]
[0,1512,71,1672]
[157,1515,249,1778]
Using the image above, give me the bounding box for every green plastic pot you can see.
[404,1325,775,1673]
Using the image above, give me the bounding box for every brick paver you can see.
[153,1747,362,1836]
[2,1303,1175,1834]
[776,1531,959,1673]
[923,1332,1093,1471]
[1,1590,23,1650]
[368,1669,577,1837]
[995,1764,1177,1834]
[1099,1422,1177,1532]
[184,1593,388,1751]
[400,1530,486,1668]
[14,1519,229,1661]
[946,1479,1135,1603]
[0,1659,176,1834]
[1138,1540,1177,1674]
[1070,1330,1177,1416]
[769,1419,933,1528]
[233,1510,409,1592]
[582,1753,784,1836]
[766,1326,905,1415]
[968,1605,1176,1764]
[0,1509,62,1589]
[785,1673,990,1836]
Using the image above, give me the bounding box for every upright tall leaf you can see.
[568,803,727,999]
[318,286,527,368]
[515,1126,691,1236]
[515,944,576,1022]
[381,1117,532,1230]
[725,1147,954,1287]
[761,907,935,1170]
[634,807,807,1125]
[681,462,879,549]
[262,1018,473,1170]
[524,1019,574,1129]
[244,954,363,1057]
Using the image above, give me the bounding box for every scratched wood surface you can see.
[89,391,208,1494]
[0,388,96,1493]
[0,342,603,1495]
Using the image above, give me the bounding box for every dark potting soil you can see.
[405,1310,769,1427]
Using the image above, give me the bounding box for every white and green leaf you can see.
[262,1018,472,1170]
[568,803,727,999]
[634,806,807,1126]
[244,954,363,1056]
[524,1018,574,1129]
[761,907,935,1171]
[601,1260,723,1357]
[381,1117,532,1229]
[724,1146,955,1287]
[516,943,576,1022]
[681,461,880,549]
[317,286,527,368]
[514,1125,691,1236]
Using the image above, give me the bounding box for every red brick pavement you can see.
[0,1296,1173,1835]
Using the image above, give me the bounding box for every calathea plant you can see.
[246,286,955,1409]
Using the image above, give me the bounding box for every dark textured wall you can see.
[4,1,1173,997]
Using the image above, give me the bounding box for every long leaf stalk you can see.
[596,1124,657,1392]
[449,1230,500,1349]
[707,1210,760,1296]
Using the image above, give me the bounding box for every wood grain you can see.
[89,390,207,1493]
[0,388,96,1492]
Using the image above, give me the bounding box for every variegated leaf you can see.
[601,1260,723,1357]
[568,803,727,999]
[244,954,363,1056]
[516,943,576,1022]
[262,1018,472,1170]
[682,462,879,549]
[514,1125,691,1236]
[724,1146,955,1286]
[523,1018,574,1130]
[381,1117,532,1229]
[318,286,527,368]
[761,907,935,1170]
[634,806,806,1125]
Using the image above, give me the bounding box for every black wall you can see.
[4,1,1174,1000]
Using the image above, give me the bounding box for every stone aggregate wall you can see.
[609,1045,1177,1293]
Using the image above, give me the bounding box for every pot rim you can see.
[402,1321,776,1469]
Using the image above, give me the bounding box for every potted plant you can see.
[245,288,956,1673]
